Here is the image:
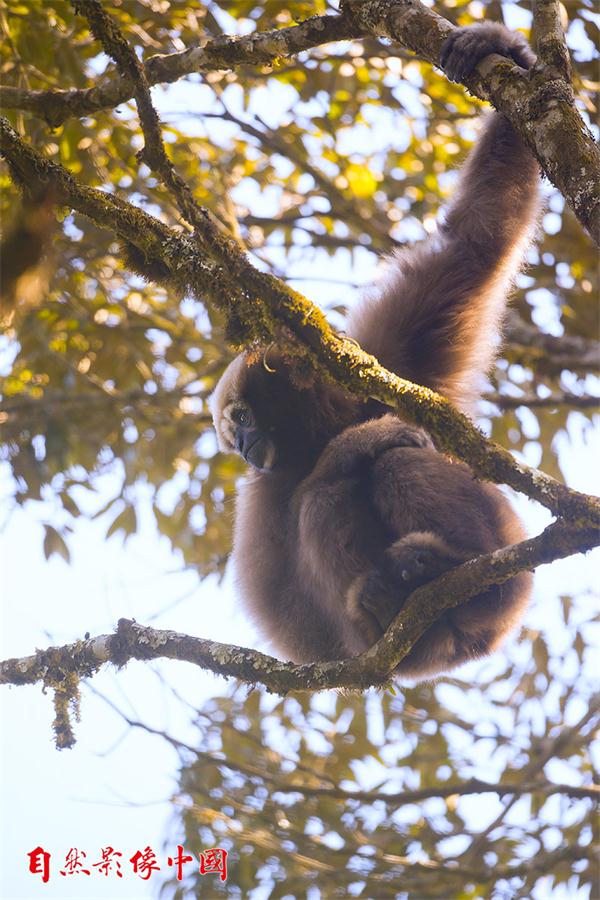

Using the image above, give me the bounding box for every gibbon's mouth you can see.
[236,429,276,472]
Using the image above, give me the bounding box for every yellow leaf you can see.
[345,163,378,199]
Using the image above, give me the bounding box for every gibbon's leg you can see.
[295,417,435,642]
[346,22,540,415]
[345,446,531,677]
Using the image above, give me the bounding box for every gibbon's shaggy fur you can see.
[211,22,540,679]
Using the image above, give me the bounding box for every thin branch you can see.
[504,314,600,374]
[205,105,395,251]
[482,391,599,411]
[0,13,362,127]
[461,694,600,863]
[1,519,597,694]
[0,389,212,428]
[255,777,600,804]
[72,0,219,241]
[85,693,600,804]
[1,121,598,525]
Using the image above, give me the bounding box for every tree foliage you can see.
[164,609,597,897]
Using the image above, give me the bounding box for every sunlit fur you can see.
[211,23,540,679]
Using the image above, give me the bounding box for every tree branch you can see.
[72,0,225,243]
[1,117,598,526]
[0,12,362,127]
[2,2,598,240]
[0,388,212,425]
[504,314,600,375]
[532,0,572,82]
[482,390,599,411]
[1,519,597,696]
[461,695,600,863]
[87,697,600,804]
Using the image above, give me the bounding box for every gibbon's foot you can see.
[351,533,463,637]
[440,22,535,83]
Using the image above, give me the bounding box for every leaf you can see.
[345,162,379,199]
[42,525,70,563]
[105,505,137,540]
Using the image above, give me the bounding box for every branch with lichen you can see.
[0,12,362,128]
[532,0,572,82]
[1,4,599,749]
[343,0,599,244]
[1,519,597,725]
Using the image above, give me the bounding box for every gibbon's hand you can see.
[441,21,535,83]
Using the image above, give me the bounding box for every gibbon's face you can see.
[217,394,277,473]
[211,351,357,474]
[211,352,299,474]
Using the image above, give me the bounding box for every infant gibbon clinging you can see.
[211,22,540,679]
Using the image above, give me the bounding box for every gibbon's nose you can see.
[235,426,275,471]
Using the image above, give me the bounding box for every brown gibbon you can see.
[211,22,540,679]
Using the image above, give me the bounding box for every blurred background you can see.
[1,1,598,897]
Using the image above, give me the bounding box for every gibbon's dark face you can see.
[211,352,312,473]
[211,351,357,474]
[224,398,276,472]
[211,355,273,472]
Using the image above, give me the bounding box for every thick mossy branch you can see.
[1,520,597,694]
[1,116,598,528]
[1,6,598,717]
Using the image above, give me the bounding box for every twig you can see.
[461,695,600,862]
[84,691,600,804]
[482,391,599,411]
[72,0,217,239]
[504,313,600,375]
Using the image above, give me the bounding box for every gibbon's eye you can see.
[234,408,251,427]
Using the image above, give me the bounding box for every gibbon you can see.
[211,22,540,678]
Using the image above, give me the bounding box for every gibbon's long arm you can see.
[347,23,540,413]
